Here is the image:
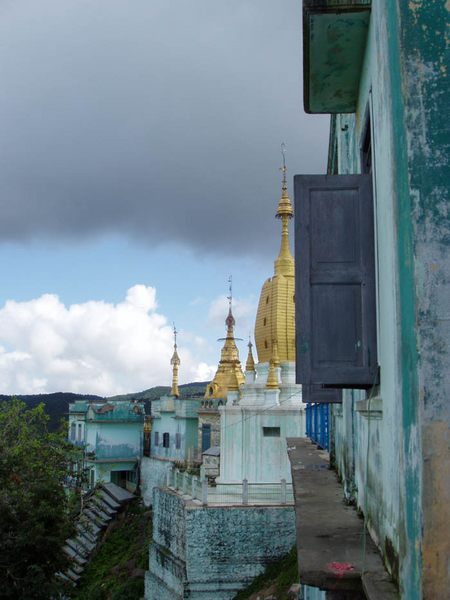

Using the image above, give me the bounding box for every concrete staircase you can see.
[59,482,134,586]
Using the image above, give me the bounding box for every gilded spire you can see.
[205,278,245,398]
[254,147,296,364]
[245,338,256,372]
[266,360,279,389]
[274,143,294,277]
[170,324,180,397]
[266,340,280,389]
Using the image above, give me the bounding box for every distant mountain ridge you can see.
[0,382,208,431]
[107,381,207,402]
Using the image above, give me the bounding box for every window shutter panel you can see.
[302,384,342,404]
[294,174,378,388]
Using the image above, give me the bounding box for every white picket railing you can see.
[166,468,293,506]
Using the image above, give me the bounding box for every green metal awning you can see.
[303,0,371,113]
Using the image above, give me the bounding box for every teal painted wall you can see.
[69,400,144,487]
[329,1,449,597]
[151,396,200,461]
[85,419,142,459]
[394,2,449,597]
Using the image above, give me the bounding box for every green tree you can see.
[0,399,77,598]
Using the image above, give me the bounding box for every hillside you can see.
[0,392,104,431]
[108,381,207,403]
[0,382,207,431]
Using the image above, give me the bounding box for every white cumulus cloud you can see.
[0,285,215,396]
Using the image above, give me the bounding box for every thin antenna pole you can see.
[280,142,287,186]
[227,275,233,311]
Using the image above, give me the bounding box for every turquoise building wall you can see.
[151,395,200,462]
[327,2,449,597]
[69,399,145,488]
[140,394,200,506]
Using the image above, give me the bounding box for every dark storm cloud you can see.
[0,0,329,257]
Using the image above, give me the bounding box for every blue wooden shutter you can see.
[294,174,378,388]
[302,384,342,404]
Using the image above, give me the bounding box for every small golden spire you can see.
[275,143,294,277]
[205,278,245,399]
[266,359,279,389]
[170,324,180,397]
[245,337,256,372]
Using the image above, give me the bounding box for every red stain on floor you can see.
[327,562,355,577]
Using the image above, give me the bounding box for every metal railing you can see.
[166,468,293,506]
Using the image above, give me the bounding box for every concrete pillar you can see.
[201,479,208,506]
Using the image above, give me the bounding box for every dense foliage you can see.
[0,399,78,598]
[233,546,298,600]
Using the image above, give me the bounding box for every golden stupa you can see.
[254,153,295,365]
[205,301,245,399]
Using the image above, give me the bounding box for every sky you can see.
[0,0,329,396]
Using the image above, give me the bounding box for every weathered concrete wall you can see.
[152,401,199,462]
[219,405,305,483]
[85,421,142,459]
[140,456,173,507]
[330,5,405,584]
[145,487,296,599]
[197,411,220,454]
[330,1,450,598]
[395,3,450,598]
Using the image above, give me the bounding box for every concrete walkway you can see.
[287,438,398,600]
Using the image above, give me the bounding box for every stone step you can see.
[86,502,112,522]
[78,516,102,536]
[63,545,87,566]
[98,489,121,510]
[66,538,89,558]
[91,496,116,516]
[83,509,108,528]
[102,481,134,505]
[65,568,81,583]
[75,533,96,554]
[76,522,99,543]
[70,561,84,576]
[56,571,76,587]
